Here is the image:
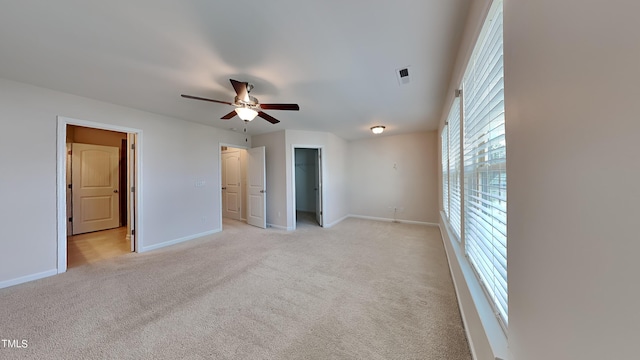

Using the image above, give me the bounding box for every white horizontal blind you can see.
[448,97,462,239]
[462,1,507,326]
[441,125,449,217]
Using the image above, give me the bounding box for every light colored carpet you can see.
[0,218,471,359]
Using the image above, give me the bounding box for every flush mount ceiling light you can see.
[235,107,258,121]
[371,125,385,135]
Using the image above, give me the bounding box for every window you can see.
[448,97,462,240]
[440,0,507,327]
[441,125,449,218]
[463,0,506,326]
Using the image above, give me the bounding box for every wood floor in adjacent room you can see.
[67,226,130,268]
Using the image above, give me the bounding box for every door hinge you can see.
[455,89,462,97]
[320,211,323,215]
[131,186,135,193]
[131,229,136,236]
[68,217,72,223]
[131,143,136,150]
[67,184,72,189]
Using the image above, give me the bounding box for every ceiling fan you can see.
[181,79,300,124]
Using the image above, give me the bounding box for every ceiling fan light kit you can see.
[181,79,299,124]
[371,125,385,135]
[235,107,258,121]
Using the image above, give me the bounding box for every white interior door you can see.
[221,149,242,220]
[247,146,266,229]
[72,143,120,235]
[315,150,323,226]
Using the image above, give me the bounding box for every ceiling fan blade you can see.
[229,79,250,102]
[259,103,300,111]
[221,110,237,120]
[257,111,280,124]
[181,94,233,105]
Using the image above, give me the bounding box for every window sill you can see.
[439,211,509,360]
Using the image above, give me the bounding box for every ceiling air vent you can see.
[396,66,411,85]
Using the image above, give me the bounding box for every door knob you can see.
[222,187,227,190]
[260,190,266,193]
[113,189,118,193]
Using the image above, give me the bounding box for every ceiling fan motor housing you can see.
[234,95,259,108]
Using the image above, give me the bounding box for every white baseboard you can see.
[347,214,439,227]
[0,269,58,290]
[139,229,220,253]
[323,214,349,228]
[267,223,291,231]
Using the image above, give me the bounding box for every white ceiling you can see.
[0,0,469,140]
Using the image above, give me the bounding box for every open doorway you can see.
[293,147,323,228]
[65,125,129,268]
[221,146,247,223]
[219,144,267,229]
[57,116,141,274]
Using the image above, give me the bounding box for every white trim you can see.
[56,116,143,275]
[290,144,326,230]
[267,223,291,231]
[0,269,58,290]
[56,120,67,273]
[439,211,509,360]
[139,229,220,253]
[348,214,439,227]
[439,219,478,360]
[323,214,349,228]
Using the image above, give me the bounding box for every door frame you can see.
[290,145,326,230]
[218,142,249,230]
[56,116,143,274]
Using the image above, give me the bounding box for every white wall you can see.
[324,132,349,227]
[253,129,350,230]
[505,0,640,359]
[438,0,640,359]
[348,132,439,224]
[0,77,248,287]
[285,130,349,229]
